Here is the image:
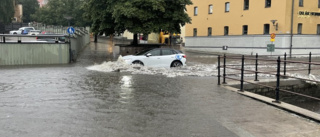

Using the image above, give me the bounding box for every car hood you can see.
[122,55,135,59]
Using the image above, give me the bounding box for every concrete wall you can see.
[185,35,320,55]
[0,30,90,66]
[0,43,69,65]
[70,32,90,59]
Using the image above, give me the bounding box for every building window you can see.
[265,0,271,8]
[193,28,197,37]
[244,0,249,10]
[224,26,229,35]
[194,7,198,16]
[264,24,270,34]
[319,0,320,8]
[299,0,303,7]
[225,2,230,12]
[298,23,302,34]
[208,27,212,36]
[317,24,320,34]
[243,25,248,35]
[209,5,213,14]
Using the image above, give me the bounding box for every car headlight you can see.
[123,59,132,63]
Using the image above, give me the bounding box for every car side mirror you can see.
[146,53,152,57]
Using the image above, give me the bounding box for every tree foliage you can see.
[83,0,124,36]
[84,0,192,35]
[19,0,39,23]
[0,0,15,24]
[32,0,90,26]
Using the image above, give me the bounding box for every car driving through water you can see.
[122,48,186,68]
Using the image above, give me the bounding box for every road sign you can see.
[270,38,275,42]
[267,44,275,52]
[270,33,276,39]
[67,27,75,34]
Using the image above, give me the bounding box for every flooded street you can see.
[1,38,320,137]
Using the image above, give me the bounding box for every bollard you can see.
[218,55,221,85]
[240,55,245,92]
[273,56,281,103]
[255,53,259,81]
[223,54,227,84]
[308,52,312,75]
[284,52,287,76]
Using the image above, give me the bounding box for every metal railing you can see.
[0,34,69,43]
[218,52,320,103]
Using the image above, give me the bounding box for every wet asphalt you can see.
[1,38,320,137]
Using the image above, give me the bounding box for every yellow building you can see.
[13,0,23,23]
[185,0,320,55]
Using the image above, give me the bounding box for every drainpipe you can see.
[289,0,295,58]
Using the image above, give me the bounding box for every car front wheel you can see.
[171,61,183,68]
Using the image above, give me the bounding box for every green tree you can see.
[32,0,89,26]
[0,0,15,24]
[84,0,192,44]
[83,0,124,36]
[19,0,39,23]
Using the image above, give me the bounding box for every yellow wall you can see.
[186,0,320,36]
[293,0,320,34]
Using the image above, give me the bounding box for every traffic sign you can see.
[270,33,276,39]
[267,44,275,52]
[67,27,75,34]
[270,38,275,42]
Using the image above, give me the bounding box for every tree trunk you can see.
[132,33,138,45]
[94,34,98,43]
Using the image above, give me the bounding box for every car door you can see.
[160,49,176,67]
[142,49,161,67]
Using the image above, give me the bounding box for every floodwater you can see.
[0,38,238,136]
[1,38,320,136]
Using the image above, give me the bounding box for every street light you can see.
[270,20,278,31]
[63,15,73,27]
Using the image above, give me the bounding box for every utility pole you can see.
[289,0,295,58]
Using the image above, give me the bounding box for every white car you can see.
[28,30,41,35]
[122,48,186,68]
[9,27,35,34]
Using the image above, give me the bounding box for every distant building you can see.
[37,0,48,7]
[185,0,320,55]
[13,0,23,23]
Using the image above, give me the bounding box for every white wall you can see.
[185,35,320,55]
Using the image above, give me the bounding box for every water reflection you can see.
[119,76,134,104]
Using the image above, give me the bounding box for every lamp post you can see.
[289,0,295,58]
[63,15,73,63]
[63,15,73,27]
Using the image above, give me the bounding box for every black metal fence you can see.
[218,53,320,103]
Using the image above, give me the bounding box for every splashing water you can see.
[86,56,218,77]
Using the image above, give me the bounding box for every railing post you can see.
[284,52,287,76]
[255,53,259,81]
[308,52,312,75]
[223,54,227,84]
[274,56,281,103]
[2,33,5,43]
[240,55,245,92]
[218,55,221,85]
